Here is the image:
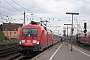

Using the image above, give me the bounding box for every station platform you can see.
[31,42,90,60]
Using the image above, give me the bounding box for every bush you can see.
[0,31,18,44]
[0,31,9,41]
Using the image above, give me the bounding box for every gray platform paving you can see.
[31,42,90,60]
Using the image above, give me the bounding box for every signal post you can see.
[84,22,87,36]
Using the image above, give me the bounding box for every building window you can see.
[5,32,7,34]
[14,32,16,34]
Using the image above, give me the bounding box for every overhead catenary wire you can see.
[11,0,32,13]
[0,13,7,16]
[32,0,46,15]
[2,0,89,24]
[0,6,15,12]
[19,0,25,6]
[0,14,8,23]
[0,15,6,20]
[0,10,14,15]
[4,0,23,15]
[4,0,83,21]
[11,0,41,18]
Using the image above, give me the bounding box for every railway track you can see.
[0,42,61,60]
[0,47,18,57]
[0,43,20,60]
[0,52,25,60]
[0,43,18,57]
[8,53,25,60]
[0,43,39,60]
[63,39,90,51]
[0,43,18,49]
[72,40,90,51]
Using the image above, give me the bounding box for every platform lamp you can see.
[66,12,79,51]
[64,24,72,46]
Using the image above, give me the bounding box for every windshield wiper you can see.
[30,30,34,38]
[24,30,34,38]
[24,31,30,37]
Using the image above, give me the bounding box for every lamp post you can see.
[66,12,79,51]
[23,12,25,25]
[6,16,9,22]
[64,24,72,46]
[76,22,79,41]
[5,29,8,40]
[63,27,66,42]
[31,13,33,20]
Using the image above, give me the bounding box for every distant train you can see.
[18,21,61,54]
[78,32,90,45]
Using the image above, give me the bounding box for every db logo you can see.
[27,40,31,43]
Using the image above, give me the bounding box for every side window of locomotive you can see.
[42,30,44,36]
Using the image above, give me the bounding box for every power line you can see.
[0,10,14,15]
[11,0,66,20]
[19,0,25,7]
[3,0,89,22]
[0,6,15,12]
[0,15,5,19]
[12,0,32,13]
[0,14,7,21]
[11,0,40,18]
[0,13,7,16]
[32,0,46,14]
[4,0,23,15]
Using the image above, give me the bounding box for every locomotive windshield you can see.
[22,28,38,37]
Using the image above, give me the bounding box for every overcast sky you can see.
[0,0,90,35]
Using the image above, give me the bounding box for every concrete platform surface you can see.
[31,42,90,60]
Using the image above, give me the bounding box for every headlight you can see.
[19,40,25,44]
[36,40,39,44]
[33,40,37,43]
[19,41,22,44]
[33,40,40,44]
[21,40,25,43]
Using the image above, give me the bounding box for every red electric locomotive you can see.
[18,21,60,54]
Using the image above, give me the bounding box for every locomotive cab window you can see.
[22,28,38,37]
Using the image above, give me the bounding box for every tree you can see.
[0,24,2,31]
[0,31,8,41]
